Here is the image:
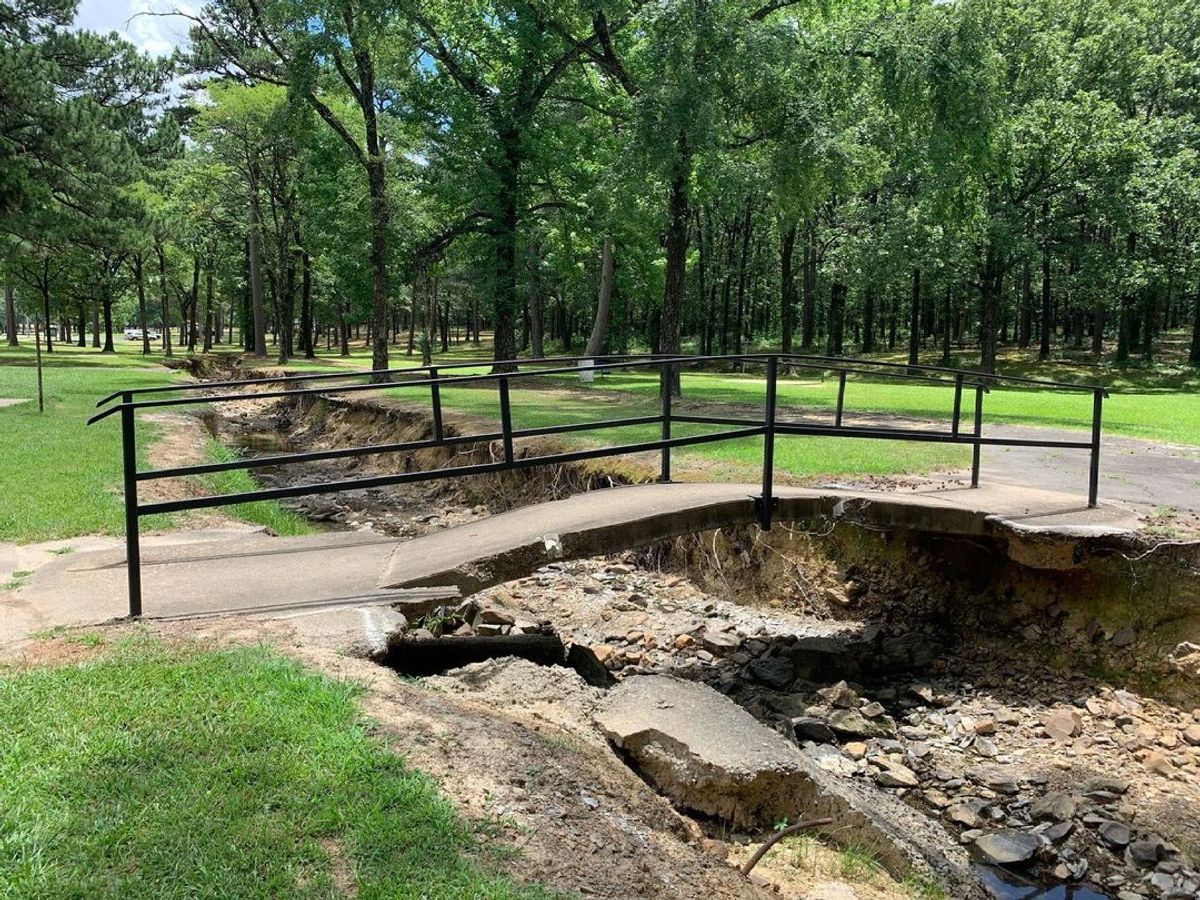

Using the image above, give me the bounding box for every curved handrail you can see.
[94,350,1107,409]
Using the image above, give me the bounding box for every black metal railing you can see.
[89,352,1108,617]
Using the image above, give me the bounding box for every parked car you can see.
[124,328,162,342]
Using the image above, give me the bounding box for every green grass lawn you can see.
[531,368,1200,446]
[0,637,552,899]
[430,383,968,479]
[0,349,311,543]
[0,364,179,541]
[4,334,1195,545]
[309,337,1200,446]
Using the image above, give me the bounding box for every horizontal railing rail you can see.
[89,352,1107,617]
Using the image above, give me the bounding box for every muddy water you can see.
[976,864,1108,899]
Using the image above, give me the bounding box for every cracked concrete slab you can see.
[377,481,1141,593]
[595,675,986,897]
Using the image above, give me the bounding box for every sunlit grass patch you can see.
[0,640,555,899]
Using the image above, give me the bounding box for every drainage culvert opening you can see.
[377,598,617,687]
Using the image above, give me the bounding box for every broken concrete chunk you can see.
[1029,792,1076,823]
[749,655,795,690]
[792,716,837,744]
[826,708,888,739]
[873,761,919,789]
[594,675,816,828]
[1098,821,1132,849]
[594,676,985,897]
[818,680,859,709]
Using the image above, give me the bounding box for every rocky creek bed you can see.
[193,370,1200,899]
[381,555,1200,900]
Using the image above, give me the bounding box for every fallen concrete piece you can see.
[595,674,812,829]
[594,675,986,898]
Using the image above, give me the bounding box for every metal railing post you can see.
[758,356,778,530]
[120,391,142,618]
[835,369,847,428]
[1088,388,1104,508]
[971,385,983,488]
[660,362,672,483]
[498,376,514,464]
[951,373,963,436]
[429,366,444,444]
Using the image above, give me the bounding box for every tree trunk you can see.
[528,241,545,359]
[660,132,690,395]
[134,253,150,356]
[300,250,314,358]
[188,254,200,352]
[490,133,523,370]
[155,241,173,357]
[801,219,816,349]
[422,278,436,366]
[733,196,753,356]
[203,260,214,353]
[39,260,52,353]
[91,299,100,348]
[719,218,736,355]
[247,166,267,357]
[908,267,921,367]
[1019,257,1032,349]
[76,303,86,347]
[4,283,16,346]
[941,284,952,365]
[585,237,615,357]
[1039,214,1052,360]
[339,302,350,357]
[101,295,115,353]
[862,283,876,354]
[407,284,418,355]
[978,243,1004,374]
[826,282,846,356]
[1116,232,1137,363]
[780,220,797,354]
[1142,282,1157,361]
[365,154,390,376]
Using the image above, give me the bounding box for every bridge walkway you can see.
[5,481,1137,639]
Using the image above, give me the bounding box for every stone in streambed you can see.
[749,655,795,690]
[973,830,1041,867]
[1030,792,1076,823]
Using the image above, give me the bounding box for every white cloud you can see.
[75,0,195,57]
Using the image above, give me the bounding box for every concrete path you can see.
[374,481,1138,594]
[974,423,1200,521]
[3,528,457,640]
[1,481,1138,644]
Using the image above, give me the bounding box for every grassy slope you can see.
[0,345,310,542]
[0,363,178,541]
[0,638,551,899]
